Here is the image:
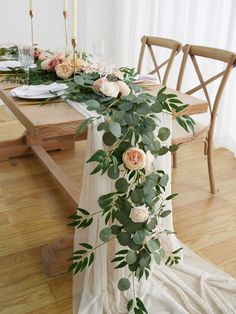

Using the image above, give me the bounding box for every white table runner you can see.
[68,100,236,314]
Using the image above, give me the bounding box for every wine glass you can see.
[92,39,105,63]
[18,45,34,85]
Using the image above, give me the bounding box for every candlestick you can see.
[72,0,77,40]
[71,38,77,77]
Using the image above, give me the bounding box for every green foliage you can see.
[63,68,193,314]
[118,278,131,291]
[100,227,113,242]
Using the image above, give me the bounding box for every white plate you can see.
[0,60,21,71]
[13,90,66,100]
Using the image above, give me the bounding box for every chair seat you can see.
[172,119,209,145]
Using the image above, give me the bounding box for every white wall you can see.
[0,0,117,61]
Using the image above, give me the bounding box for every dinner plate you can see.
[12,90,66,100]
[0,60,21,71]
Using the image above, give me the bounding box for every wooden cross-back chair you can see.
[172,44,236,194]
[137,36,182,85]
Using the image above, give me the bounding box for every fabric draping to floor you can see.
[68,100,236,314]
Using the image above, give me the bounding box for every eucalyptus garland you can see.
[66,68,195,313]
[1,50,194,311]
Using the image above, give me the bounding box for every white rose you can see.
[115,70,124,80]
[100,81,120,98]
[40,59,50,70]
[145,150,155,174]
[55,62,73,79]
[123,148,146,170]
[129,205,149,223]
[115,80,131,96]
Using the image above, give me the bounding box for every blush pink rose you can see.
[55,63,73,79]
[38,52,47,61]
[46,53,65,71]
[122,148,146,170]
[93,77,108,92]
[47,58,63,71]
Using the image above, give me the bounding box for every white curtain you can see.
[78,0,236,156]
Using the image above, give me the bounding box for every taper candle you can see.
[29,0,33,12]
[72,0,77,40]
[64,0,68,12]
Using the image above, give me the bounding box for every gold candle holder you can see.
[29,10,34,47]
[71,38,77,77]
[63,11,69,55]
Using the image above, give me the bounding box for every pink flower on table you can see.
[100,81,120,98]
[40,59,51,70]
[122,148,146,170]
[34,49,41,59]
[46,53,65,71]
[115,80,130,96]
[47,58,63,71]
[65,56,83,72]
[93,77,108,92]
[38,52,47,61]
[55,63,73,79]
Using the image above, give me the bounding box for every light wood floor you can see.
[0,107,236,313]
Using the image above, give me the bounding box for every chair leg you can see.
[207,144,216,194]
[172,151,177,168]
[204,140,208,155]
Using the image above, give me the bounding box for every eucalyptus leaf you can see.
[117,232,131,246]
[126,251,137,264]
[103,132,117,146]
[158,127,170,141]
[133,230,146,244]
[109,121,122,138]
[151,102,162,113]
[115,178,129,193]
[108,165,120,180]
[118,278,131,291]
[100,227,113,242]
[131,188,144,204]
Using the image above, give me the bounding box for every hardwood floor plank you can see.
[0,284,56,314]
[27,298,72,314]
[48,274,72,302]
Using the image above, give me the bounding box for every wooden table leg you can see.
[0,134,30,161]
[0,133,79,161]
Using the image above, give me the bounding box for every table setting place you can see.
[0,1,236,314]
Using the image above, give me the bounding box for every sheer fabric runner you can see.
[68,100,236,314]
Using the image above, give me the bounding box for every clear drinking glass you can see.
[18,45,34,84]
[92,39,105,63]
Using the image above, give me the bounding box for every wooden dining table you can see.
[0,80,208,276]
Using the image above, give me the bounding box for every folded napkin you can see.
[136,74,159,82]
[0,60,21,71]
[10,83,68,97]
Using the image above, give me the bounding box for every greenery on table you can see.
[0,45,18,60]
[65,68,195,313]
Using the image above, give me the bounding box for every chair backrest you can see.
[176,44,236,143]
[137,35,182,85]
